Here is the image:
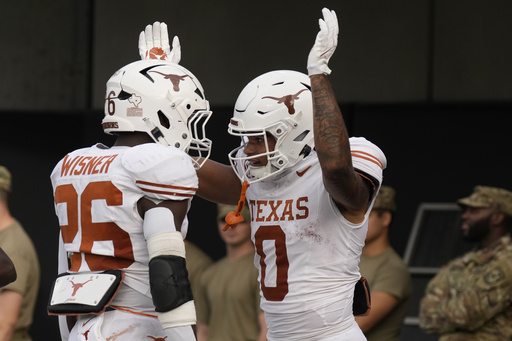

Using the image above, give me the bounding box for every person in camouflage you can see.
[419,185,512,341]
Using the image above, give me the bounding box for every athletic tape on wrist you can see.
[158,300,196,328]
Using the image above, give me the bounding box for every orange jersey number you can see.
[55,181,135,271]
[254,225,289,301]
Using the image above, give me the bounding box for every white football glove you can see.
[138,21,181,64]
[307,8,339,76]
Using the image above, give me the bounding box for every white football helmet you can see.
[228,70,313,183]
[103,59,212,168]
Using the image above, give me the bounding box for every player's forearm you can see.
[311,74,372,218]
[196,159,241,205]
[311,74,351,174]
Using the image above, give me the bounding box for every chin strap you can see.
[223,180,250,231]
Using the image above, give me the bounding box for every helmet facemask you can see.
[186,109,212,169]
[229,121,305,183]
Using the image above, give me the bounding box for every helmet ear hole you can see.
[157,111,170,129]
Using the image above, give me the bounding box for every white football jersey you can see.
[50,143,197,313]
[235,138,385,340]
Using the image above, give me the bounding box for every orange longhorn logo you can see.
[148,71,192,92]
[147,47,168,60]
[262,89,308,114]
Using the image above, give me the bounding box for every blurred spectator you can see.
[0,166,40,341]
[356,185,412,341]
[185,240,213,300]
[184,239,213,335]
[196,204,267,341]
[420,186,512,340]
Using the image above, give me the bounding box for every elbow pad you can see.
[149,255,193,312]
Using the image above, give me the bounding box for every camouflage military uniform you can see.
[419,235,512,341]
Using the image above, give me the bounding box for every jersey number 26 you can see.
[55,181,135,271]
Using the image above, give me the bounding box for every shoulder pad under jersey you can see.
[122,143,198,201]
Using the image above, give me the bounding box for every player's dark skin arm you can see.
[310,74,369,223]
[196,159,242,205]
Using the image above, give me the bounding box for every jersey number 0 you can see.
[254,225,290,301]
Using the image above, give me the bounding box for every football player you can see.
[140,8,386,340]
[50,50,212,340]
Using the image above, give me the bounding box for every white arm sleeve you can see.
[143,207,186,259]
[143,207,177,238]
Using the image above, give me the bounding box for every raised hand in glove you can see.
[138,21,181,63]
[307,8,338,76]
